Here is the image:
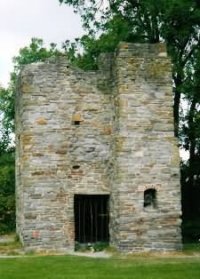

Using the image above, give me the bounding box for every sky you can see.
[0,0,83,87]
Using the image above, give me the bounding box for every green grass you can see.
[0,255,200,279]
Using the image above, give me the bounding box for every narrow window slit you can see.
[144,188,157,208]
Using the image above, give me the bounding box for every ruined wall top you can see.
[116,42,167,57]
[18,42,168,77]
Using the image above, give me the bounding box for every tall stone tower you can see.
[15,43,182,252]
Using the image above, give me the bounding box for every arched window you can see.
[144,188,157,208]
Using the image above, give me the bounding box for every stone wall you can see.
[16,43,182,252]
[110,43,182,251]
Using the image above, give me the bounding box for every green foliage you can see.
[12,38,60,73]
[180,49,200,233]
[182,218,200,243]
[183,242,200,252]
[0,151,15,235]
[0,87,14,146]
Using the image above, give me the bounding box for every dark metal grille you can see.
[74,195,109,243]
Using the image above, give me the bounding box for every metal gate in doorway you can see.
[74,194,109,243]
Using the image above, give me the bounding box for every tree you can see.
[180,49,200,232]
[0,150,15,234]
[0,85,15,234]
[12,38,60,73]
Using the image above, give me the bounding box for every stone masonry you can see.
[15,43,182,252]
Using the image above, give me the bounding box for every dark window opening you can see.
[74,195,109,243]
[144,188,157,208]
[74,121,80,126]
[72,165,80,170]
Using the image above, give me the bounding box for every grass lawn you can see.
[0,254,200,279]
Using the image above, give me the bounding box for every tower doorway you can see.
[74,194,109,243]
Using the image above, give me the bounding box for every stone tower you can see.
[15,43,182,252]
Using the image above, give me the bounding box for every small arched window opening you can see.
[144,188,157,208]
[72,165,80,170]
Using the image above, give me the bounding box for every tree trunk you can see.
[173,74,182,137]
[188,98,196,219]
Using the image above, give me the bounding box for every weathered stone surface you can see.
[15,43,182,253]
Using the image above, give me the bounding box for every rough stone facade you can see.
[16,43,182,252]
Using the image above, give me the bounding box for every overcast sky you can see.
[0,0,83,87]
